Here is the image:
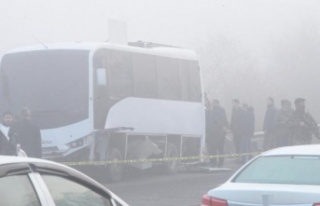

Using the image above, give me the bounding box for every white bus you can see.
[0,41,205,181]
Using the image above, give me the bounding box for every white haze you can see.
[1,0,320,129]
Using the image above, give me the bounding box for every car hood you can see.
[208,182,320,205]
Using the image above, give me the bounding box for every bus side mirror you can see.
[96,68,107,85]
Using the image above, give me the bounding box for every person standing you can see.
[2,111,15,127]
[205,93,212,162]
[241,103,255,162]
[273,100,294,147]
[290,98,319,145]
[206,99,228,167]
[0,130,7,155]
[0,111,16,155]
[263,97,277,150]
[8,107,42,158]
[230,99,243,157]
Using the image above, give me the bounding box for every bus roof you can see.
[6,42,199,61]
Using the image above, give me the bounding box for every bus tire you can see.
[106,147,124,182]
[164,142,179,174]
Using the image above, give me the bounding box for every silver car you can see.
[202,144,320,206]
[0,155,129,206]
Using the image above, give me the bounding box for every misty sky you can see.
[2,0,320,129]
[1,0,319,52]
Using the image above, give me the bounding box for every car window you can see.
[0,175,41,206]
[41,174,112,206]
[234,155,320,185]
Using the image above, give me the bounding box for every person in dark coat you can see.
[230,99,243,156]
[205,92,212,142]
[273,99,293,147]
[241,103,255,163]
[206,99,228,167]
[263,97,277,150]
[0,111,16,155]
[0,130,8,155]
[8,107,42,158]
[289,98,319,145]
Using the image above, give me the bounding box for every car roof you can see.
[0,155,129,205]
[0,155,61,165]
[262,144,320,156]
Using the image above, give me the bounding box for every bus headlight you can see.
[68,139,84,149]
[67,135,92,149]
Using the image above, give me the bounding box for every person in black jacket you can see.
[273,99,293,147]
[289,98,319,145]
[8,107,42,158]
[206,99,228,167]
[0,130,8,155]
[0,111,16,155]
[230,99,243,156]
[263,97,277,150]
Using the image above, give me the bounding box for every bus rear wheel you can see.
[164,143,179,174]
[106,147,124,182]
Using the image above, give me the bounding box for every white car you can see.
[202,144,320,206]
[0,155,129,206]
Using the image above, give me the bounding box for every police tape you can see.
[59,152,261,166]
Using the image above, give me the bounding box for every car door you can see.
[0,163,46,206]
[31,162,128,206]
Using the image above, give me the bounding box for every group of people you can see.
[263,97,319,150]
[0,107,42,158]
[205,95,320,167]
[205,98,255,167]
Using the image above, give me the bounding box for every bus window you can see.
[131,53,157,98]
[93,49,108,86]
[178,60,191,101]
[93,49,109,129]
[188,61,201,102]
[155,56,180,100]
[106,50,133,100]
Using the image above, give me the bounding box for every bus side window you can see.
[188,62,202,102]
[131,53,157,98]
[93,49,108,86]
[178,60,191,101]
[155,56,180,101]
[96,68,107,86]
[106,50,133,100]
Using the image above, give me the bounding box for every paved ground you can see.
[103,158,243,206]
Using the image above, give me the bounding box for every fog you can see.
[1,0,320,129]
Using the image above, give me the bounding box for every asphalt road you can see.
[105,164,240,206]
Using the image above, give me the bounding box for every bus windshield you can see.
[0,50,89,129]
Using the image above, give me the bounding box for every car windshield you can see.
[233,155,320,185]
